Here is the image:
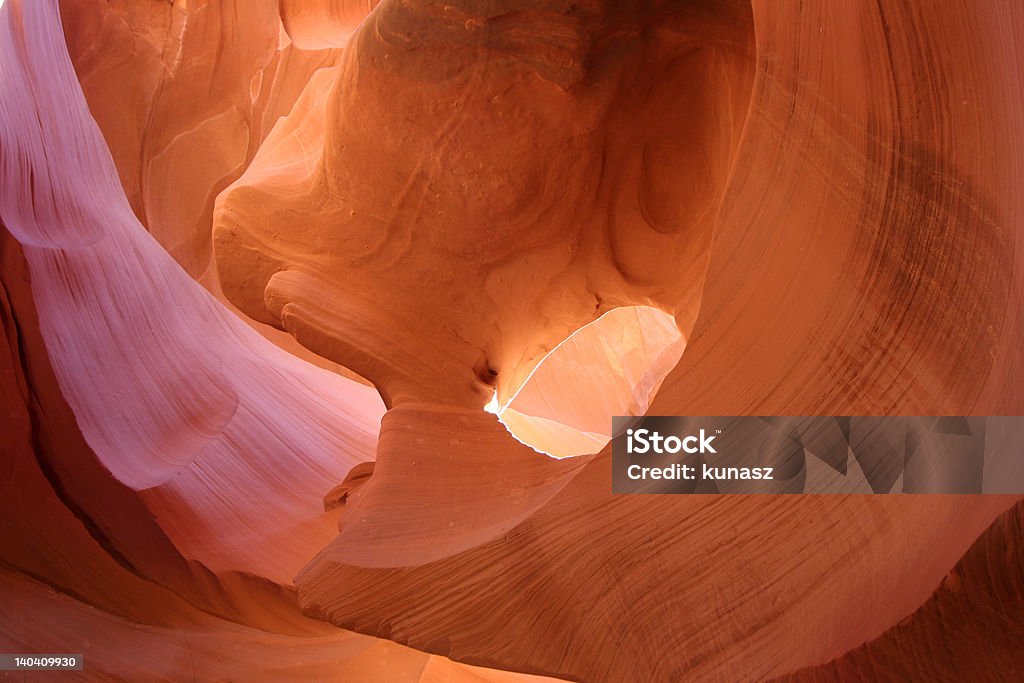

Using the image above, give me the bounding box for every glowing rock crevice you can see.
[490,305,685,458]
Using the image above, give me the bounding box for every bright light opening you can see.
[490,306,684,459]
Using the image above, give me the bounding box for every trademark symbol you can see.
[716,430,722,434]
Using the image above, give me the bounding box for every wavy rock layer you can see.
[57,0,373,381]
[237,0,1021,680]
[786,499,1024,681]
[1,0,1023,681]
[214,0,755,409]
[0,228,556,682]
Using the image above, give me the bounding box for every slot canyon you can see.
[1,0,1023,680]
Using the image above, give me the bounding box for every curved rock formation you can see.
[214,0,754,410]
[2,0,1023,680]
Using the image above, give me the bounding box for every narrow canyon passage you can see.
[1,0,1023,681]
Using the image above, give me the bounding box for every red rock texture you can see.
[1,0,1023,680]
